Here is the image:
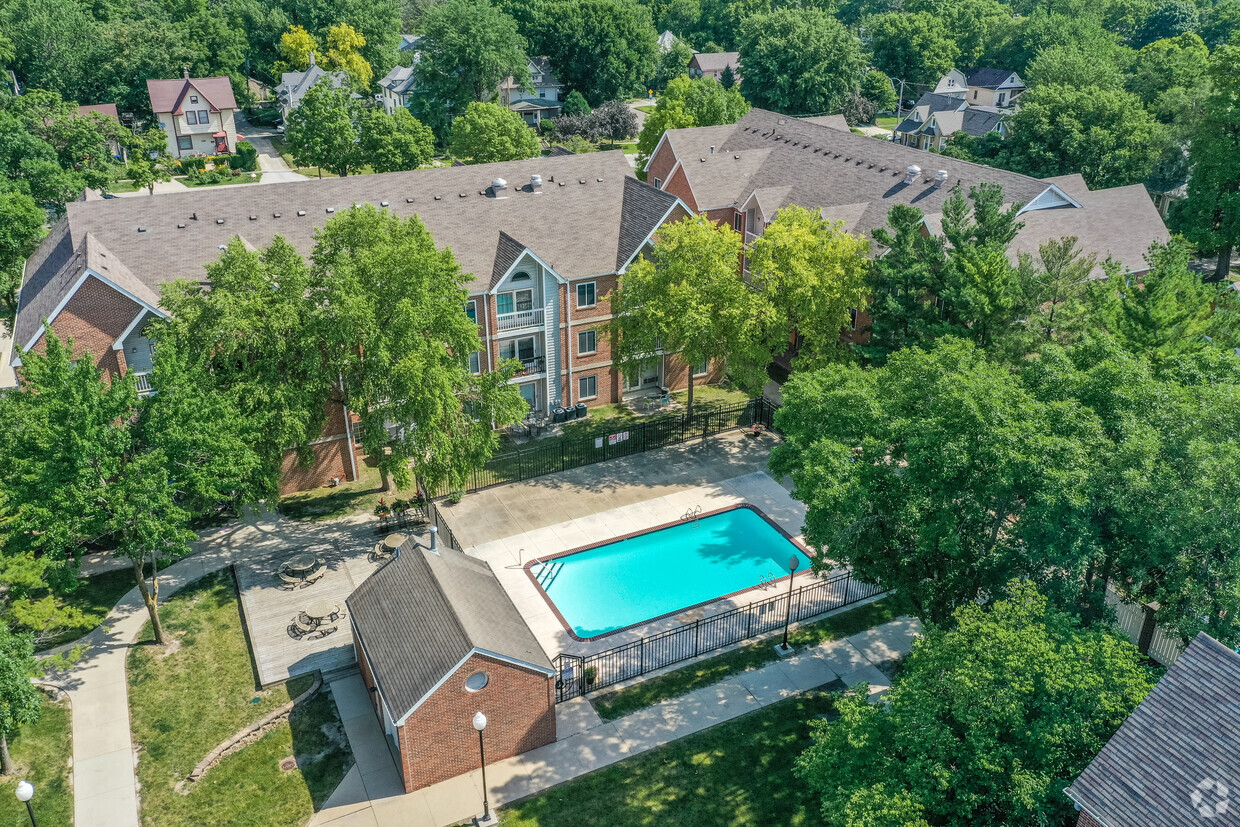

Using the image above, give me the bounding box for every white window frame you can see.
[576,281,596,308]
[186,110,198,125]
[693,358,709,377]
[500,336,537,361]
[578,375,597,399]
[497,288,534,315]
[465,300,477,322]
[468,352,481,374]
[653,177,662,188]
[578,329,596,355]
[190,95,199,104]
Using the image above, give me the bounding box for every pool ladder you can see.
[758,570,777,588]
[681,504,702,524]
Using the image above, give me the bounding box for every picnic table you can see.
[382,533,407,553]
[305,599,341,623]
[282,552,320,576]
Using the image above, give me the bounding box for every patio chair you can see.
[278,571,303,590]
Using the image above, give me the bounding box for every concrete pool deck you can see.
[462,470,840,660]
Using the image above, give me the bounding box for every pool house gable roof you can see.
[347,539,552,723]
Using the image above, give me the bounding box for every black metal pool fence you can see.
[552,570,887,702]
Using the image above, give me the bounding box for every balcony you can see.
[496,307,544,332]
[512,356,545,377]
[134,372,155,395]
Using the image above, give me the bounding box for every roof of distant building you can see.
[1066,634,1240,827]
[378,64,417,95]
[690,51,740,74]
[966,67,1024,89]
[146,74,238,114]
[77,103,119,119]
[348,540,553,722]
[279,56,351,100]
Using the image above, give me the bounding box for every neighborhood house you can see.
[146,70,239,158]
[276,51,353,121]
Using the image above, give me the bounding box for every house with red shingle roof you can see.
[146,70,239,158]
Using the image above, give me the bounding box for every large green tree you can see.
[608,214,782,415]
[0,333,263,644]
[1172,45,1240,280]
[411,0,530,136]
[532,0,659,105]
[771,338,1108,624]
[635,75,748,163]
[359,107,436,172]
[867,12,960,88]
[746,205,870,368]
[308,205,527,491]
[284,82,365,176]
[0,184,46,312]
[737,8,866,115]
[448,101,540,162]
[0,627,42,776]
[796,582,1154,827]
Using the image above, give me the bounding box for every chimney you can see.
[491,177,508,198]
[530,174,543,191]
[934,169,949,187]
[182,67,190,80]
[429,526,439,554]
[308,50,316,68]
[903,164,922,184]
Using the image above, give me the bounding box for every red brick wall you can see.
[34,275,141,380]
[646,143,678,189]
[279,437,360,495]
[1076,811,1104,827]
[394,653,556,792]
[664,165,697,211]
[354,627,380,715]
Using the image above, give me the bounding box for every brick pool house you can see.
[347,537,556,792]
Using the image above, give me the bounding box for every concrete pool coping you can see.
[521,502,816,642]
[462,471,842,661]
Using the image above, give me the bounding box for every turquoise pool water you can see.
[533,506,812,639]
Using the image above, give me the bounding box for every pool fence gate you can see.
[551,571,887,702]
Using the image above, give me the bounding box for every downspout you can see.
[482,294,493,372]
[564,279,575,407]
[339,373,358,482]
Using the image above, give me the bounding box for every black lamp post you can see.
[472,711,494,825]
[780,555,800,651]
[15,780,36,827]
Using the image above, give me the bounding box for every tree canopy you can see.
[359,107,436,172]
[867,12,960,88]
[797,581,1154,827]
[532,0,659,104]
[737,8,865,115]
[0,627,41,776]
[448,101,541,163]
[284,82,365,176]
[635,75,748,161]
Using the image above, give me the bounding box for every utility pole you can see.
[892,77,907,121]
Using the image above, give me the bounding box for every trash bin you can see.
[575,402,588,420]
[552,406,566,423]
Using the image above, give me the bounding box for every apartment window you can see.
[733,212,744,233]
[973,89,978,100]
[465,300,477,322]
[511,271,532,282]
[576,281,596,308]
[539,90,546,98]
[468,352,481,374]
[190,95,199,103]
[849,308,858,331]
[499,337,536,361]
[177,135,192,150]
[653,177,662,188]
[998,93,1006,105]
[746,209,756,233]
[578,329,597,355]
[693,358,708,377]
[496,289,533,315]
[186,110,198,125]
[578,375,597,399]
[197,109,208,124]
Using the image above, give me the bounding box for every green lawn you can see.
[16,563,152,650]
[278,456,420,522]
[635,105,656,113]
[875,116,898,129]
[0,700,73,827]
[500,691,840,826]
[107,179,142,193]
[128,571,352,826]
[591,598,900,721]
[179,172,263,188]
[672,381,751,410]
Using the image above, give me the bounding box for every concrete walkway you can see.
[47,506,378,827]
[310,613,920,826]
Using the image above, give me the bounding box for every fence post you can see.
[843,574,851,606]
[560,439,566,473]
[639,637,644,674]
[694,617,701,657]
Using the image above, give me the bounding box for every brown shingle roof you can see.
[146,76,238,114]
[1065,634,1240,827]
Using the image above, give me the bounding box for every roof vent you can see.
[298,210,307,216]
[734,154,741,160]
[530,174,543,190]
[407,197,415,203]
[710,145,715,154]
[934,169,949,186]
[459,192,467,198]
[558,181,565,186]
[218,244,227,250]
[249,215,257,221]
[326,207,335,213]
[273,212,281,218]
[216,218,225,225]
[491,177,508,192]
[579,178,586,184]
[380,200,390,207]
[700,158,706,162]
[177,223,185,229]
[903,165,922,184]
[137,226,147,232]
[434,195,441,200]
[596,177,603,183]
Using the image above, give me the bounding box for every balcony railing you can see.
[512,356,545,377]
[496,308,544,332]
[134,372,154,395]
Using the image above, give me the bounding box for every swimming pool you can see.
[526,505,813,640]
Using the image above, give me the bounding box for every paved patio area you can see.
[309,613,922,827]
[440,429,782,549]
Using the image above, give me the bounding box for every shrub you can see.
[235,142,259,171]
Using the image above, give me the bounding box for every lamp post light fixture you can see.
[15,780,37,827]
[779,555,801,652]
[472,711,496,826]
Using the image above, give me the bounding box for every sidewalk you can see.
[311,615,920,826]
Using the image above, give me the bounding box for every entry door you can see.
[519,382,538,411]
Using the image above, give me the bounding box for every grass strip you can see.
[0,700,73,826]
[591,597,900,721]
[500,691,840,826]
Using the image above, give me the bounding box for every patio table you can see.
[382,533,407,552]
[282,552,320,577]
[305,599,341,623]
